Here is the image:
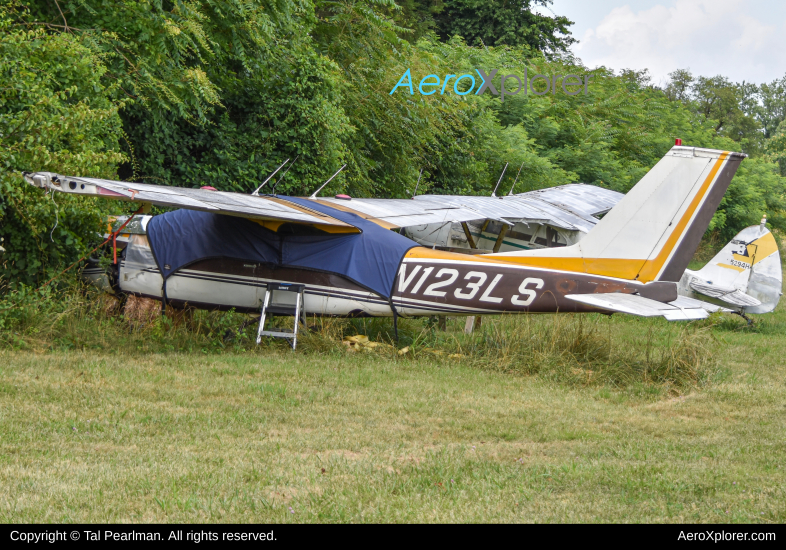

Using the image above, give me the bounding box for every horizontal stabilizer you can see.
[669,295,732,313]
[566,293,709,321]
[689,282,762,307]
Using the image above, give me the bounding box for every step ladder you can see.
[256,283,307,349]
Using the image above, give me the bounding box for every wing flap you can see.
[566,292,709,321]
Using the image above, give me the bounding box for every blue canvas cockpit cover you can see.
[145,197,417,299]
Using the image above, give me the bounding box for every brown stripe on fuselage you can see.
[126,253,679,317]
[393,258,677,314]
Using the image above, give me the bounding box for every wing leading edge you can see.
[23,172,357,230]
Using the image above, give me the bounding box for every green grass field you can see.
[1,295,784,523]
[2,239,785,523]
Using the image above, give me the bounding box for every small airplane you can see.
[24,144,772,339]
[393,187,781,318]
[85,182,780,321]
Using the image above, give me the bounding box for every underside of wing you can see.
[566,292,709,321]
[23,172,357,231]
[689,282,762,307]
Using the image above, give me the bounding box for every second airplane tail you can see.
[679,220,782,314]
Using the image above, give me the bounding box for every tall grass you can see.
[450,314,716,390]
[0,279,253,353]
[0,280,717,393]
[301,313,717,392]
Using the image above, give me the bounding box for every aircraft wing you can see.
[517,183,623,218]
[314,198,492,229]
[565,292,710,321]
[689,282,762,307]
[25,172,625,233]
[413,184,624,233]
[23,172,357,230]
[24,172,510,230]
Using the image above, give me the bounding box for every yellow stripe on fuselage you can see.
[405,247,514,265]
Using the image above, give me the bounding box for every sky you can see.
[536,0,786,86]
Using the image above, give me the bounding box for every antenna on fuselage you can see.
[508,162,524,195]
[412,167,424,197]
[491,162,509,197]
[270,155,299,195]
[252,159,289,196]
[309,164,347,199]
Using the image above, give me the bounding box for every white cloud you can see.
[573,0,786,85]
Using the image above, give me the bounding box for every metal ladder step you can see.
[256,283,306,350]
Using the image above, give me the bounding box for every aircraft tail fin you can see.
[491,146,747,283]
[682,221,782,313]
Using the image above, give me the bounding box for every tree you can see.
[0,3,125,285]
[765,119,786,177]
[392,0,444,42]
[3,0,784,289]
[758,75,786,139]
[17,1,353,196]
[692,76,748,133]
[663,70,764,155]
[432,0,575,52]
[663,69,694,103]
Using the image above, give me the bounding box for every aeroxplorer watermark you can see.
[677,530,776,542]
[389,68,592,101]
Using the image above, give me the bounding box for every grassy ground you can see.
[1,298,784,523]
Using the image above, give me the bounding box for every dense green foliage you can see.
[2,0,786,287]
[433,0,574,51]
[0,4,125,285]
[766,120,786,177]
[392,0,575,51]
[662,69,786,234]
